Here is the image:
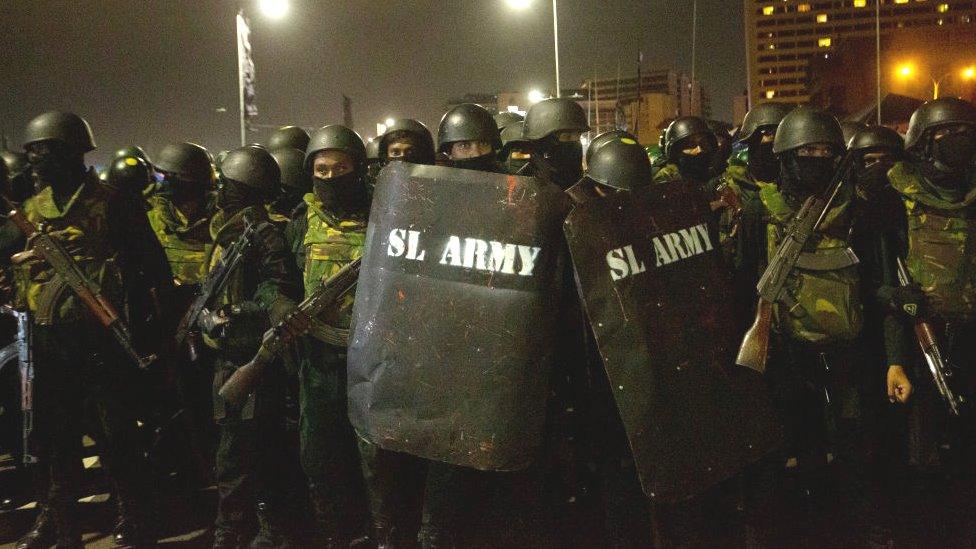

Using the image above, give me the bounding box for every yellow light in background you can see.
[818,37,832,47]
[937,3,949,12]
[766,90,776,99]
[895,0,909,4]
[798,4,811,12]
[854,0,867,7]
[963,67,976,80]
[763,5,775,15]
[817,13,828,23]
[897,64,915,78]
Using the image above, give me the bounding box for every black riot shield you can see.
[348,162,570,471]
[563,181,782,502]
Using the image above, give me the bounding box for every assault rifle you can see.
[1,305,37,464]
[219,257,361,405]
[895,257,964,416]
[174,218,258,359]
[8,210,155,370]
[735,152,856,374]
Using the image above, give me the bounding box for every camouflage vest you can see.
[760,184,863,345]
[301,193,366,330]
[17,176,123,325]
[652,162,682,185]
[146,195,210,286]
[888,161,976,321]
[714,165,772,265]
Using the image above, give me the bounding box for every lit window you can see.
[937,18,944,24]
[763,5,775,15]
[937,3,949,12]
[818,37,832,47]
[798,3,811,12]
[766,90,776,99]
[768,43,776,49]
[854,0,867,7]
[817,13,828,22]
[895,0,908,4]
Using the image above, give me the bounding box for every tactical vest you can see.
[146,195,210,286]
[300,193,365,333]
[889,162,976,321]
[760,184,863,345]
[17,177,123,325]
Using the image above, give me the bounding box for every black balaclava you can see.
[779,150,839,204]
[216,178,265,217]
[27,141,87,199]
[532,135,583,190]
[747,130,779,182]
[271,187,306,217]
[854,152,897,202]
[452,152,498,173]
[674,134,717,182]
[165,175,208,220]
[931,127,976,176]
[313,171,369,218]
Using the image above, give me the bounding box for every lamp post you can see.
[897,63,976,100]
[236,0,289,145]
[505,0,561,98]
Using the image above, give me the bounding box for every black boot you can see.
[49,501,83,549]
[113,495,156,548]
[308,483,349,549]
[249,501,294,549]
[16,506,57,549]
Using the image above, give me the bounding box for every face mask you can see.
[29,149,84,195]
[542,141,583,190]
[216,179,263,214]
[452,152,497,173]
[313,172,369,216]
[676,153,715,182]
[855,158,895,202]
[748,141,779,182]
[932,130,976,174]
[272,187,306,216]
[780,153,838,201]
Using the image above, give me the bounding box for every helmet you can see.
[494,111,524,131]
[587,137,652,191]
[840,121,868,148]
[305,125,367,171]
[522,99,589,141]
[586,130,638,166]
[847,126,904,155]
[904,97,976,150]
[366,139,380,162]
[155,142,213,181]
[772,107,845,155]
[663,116,712,160]
[113,145,151,164]
[437,103,500,153]
[23,111,96,153]
[378,119,434,162]
[107,155,154,193]
[1,150,29,176]
[270,147,309,192]
[501,122,529,148]
[220,146,281,196]
[736,103,793,144]
[268,125,311,151]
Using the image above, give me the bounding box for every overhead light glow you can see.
[963,66,976,80]
[385,118,396,127]
[258,0,290,20]
[898,64,914,78]
[506,0,533,10]
[528,89,546,104]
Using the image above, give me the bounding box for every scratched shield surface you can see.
[348,162,570,471]
[563,181,782,502]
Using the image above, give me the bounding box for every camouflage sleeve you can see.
[252,221,301,325]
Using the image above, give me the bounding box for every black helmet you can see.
[587,137,652,191]
[848,126,905,155]
[522,99,589,141]
[840,121,868,148]
[113,145,151,164]
[501,122,528,148]
[107,155,154,193]
[268,125,311,151]
[904,97,976,150]
[305,125,367,171]
[366,139,380,162]
[155,142,213,181]
[494,111,524,131]
[378,119,435,162]
[736,103,793,144]
[1,149,29,176]
[586,130,638,166]
[23,111,96,154]
[270,147,309,193]
[772,107,845,155]
[437,103,500,154]
[664,116,712,160]
[220,146,281,197]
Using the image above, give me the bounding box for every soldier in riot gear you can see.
[106,155,155,198]
[750,107,908,546]
[585,129,638,169]
[378,119,436,166]
[708,119,734,175]
[499,121,532,175]
[268,147,310,222]
[521,98,590,189]
[882,98,976,541]
[437,103,503,172]
[654,116,719,185]
[1,149,33,207]
[569,135,651,203]
[10,111,173,549]
[204,146,301,549]
[365,139,382,183]
[284,124,371,547]
[268,125,311,152]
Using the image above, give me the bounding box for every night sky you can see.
[1,0,746,165]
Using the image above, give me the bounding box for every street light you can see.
[527,89,546,104]
[896,62,976,100]
[964,66,976,81]
[258,0,289,20]
[505,0,561,98]
[236,1,289,145]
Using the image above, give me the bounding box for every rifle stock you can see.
[736,298,773,374]
[218,341,273,405]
